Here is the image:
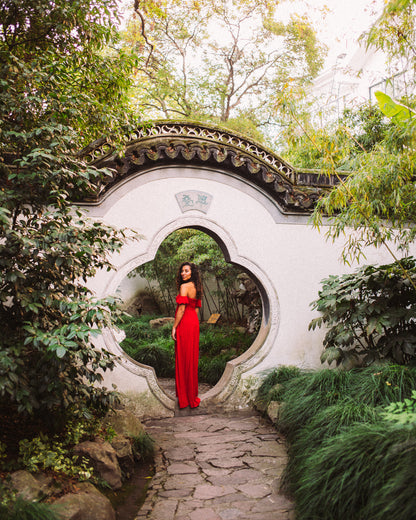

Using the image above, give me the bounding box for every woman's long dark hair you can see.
[176,262,203,299]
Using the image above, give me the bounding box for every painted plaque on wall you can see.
[175,190,213,214]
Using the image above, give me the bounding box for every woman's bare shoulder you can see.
[181,281,197,298]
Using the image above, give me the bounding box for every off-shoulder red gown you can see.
[175,295,201,409]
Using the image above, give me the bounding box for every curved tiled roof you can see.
[80,120,340,213]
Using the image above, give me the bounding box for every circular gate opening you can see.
[115,228,264,398]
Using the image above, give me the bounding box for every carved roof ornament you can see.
[79,120,340,214]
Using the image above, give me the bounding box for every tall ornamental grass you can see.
[256,364,416,520]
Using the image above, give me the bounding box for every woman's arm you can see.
[171,305,185,341]
[172,285,188,341]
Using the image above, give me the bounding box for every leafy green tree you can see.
[123,0,325,141]
[0,0,138,429]
[133,229,255,322]
[281,101,398,172]
[305,0,416,265]
[309,257,416,368]
[365,0,416,87]
[310,93,416,265]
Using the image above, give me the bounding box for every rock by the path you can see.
[135,410,294,520]
[149,317,174,329]
[73,440,122,490]
[8,470,46,501]
[267,401,282,424]
[111,434,135,475]
[51,482,116,520]
[104,404,145,438]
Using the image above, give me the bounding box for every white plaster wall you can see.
[79,165,407,412]
[114,272,148,306]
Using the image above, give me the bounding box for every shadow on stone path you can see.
[135,409,294,520]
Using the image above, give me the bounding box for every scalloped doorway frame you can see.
[101,215,280,412]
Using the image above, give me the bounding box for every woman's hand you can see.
[171,326,176,341]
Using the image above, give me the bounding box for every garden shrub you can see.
[277,369,355,439]
[256,366,301,408]
[199,325,252,357]
[350,364,416,406]
[282,397,379,495]
[199,355,229,386]
[128,343,175,378]
[0,417,115,477]
[18,435,94,480]
[309,257,416,367]
[382,389,416,424]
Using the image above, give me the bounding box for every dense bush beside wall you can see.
[309,257,416,367]
[256,365,416,520]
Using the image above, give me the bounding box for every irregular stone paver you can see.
[134,410,294,520]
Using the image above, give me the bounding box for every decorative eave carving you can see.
[78,120,338,213]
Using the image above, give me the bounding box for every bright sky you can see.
[279,0,385,67]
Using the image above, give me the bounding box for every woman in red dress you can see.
[171,262,203,409]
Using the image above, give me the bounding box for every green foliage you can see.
[256,365,416,520]
[0,441,6,465]
[0,497,60,520]
[129,343,175,378]
[294,422,416,520]
[365,0,416,83]
[256,366,301,407]
[117,315,175,377]
[282,100,404,171]
[198,356,227,386]
[125,0,325,137]
[282,397,380,498]
[199,326,252,356]
[119,314,169,341]
[0,0,138,429]
[118,314,254,385]
[131,432,155,462]
[18,435,94,480]
[307,94,416,265]
[133,228,260,324]
[310,257,416,367]
[375,91,416,127]
[199,325,253,385]
[280,88,416,263]
[382,389,416,424]
[351,364,416,406]
[11,416,114,478]
[257,365,416,434]
[276,369,357,438]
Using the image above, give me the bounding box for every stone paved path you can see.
[135,410,294,520]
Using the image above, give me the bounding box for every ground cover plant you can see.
[118,314,254,385]
[0,415,121,518]
[0,497,60,520]
[256,364,416,520]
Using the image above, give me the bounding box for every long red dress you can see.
[175,295,201,409]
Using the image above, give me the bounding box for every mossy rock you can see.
[104,406,145,439]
